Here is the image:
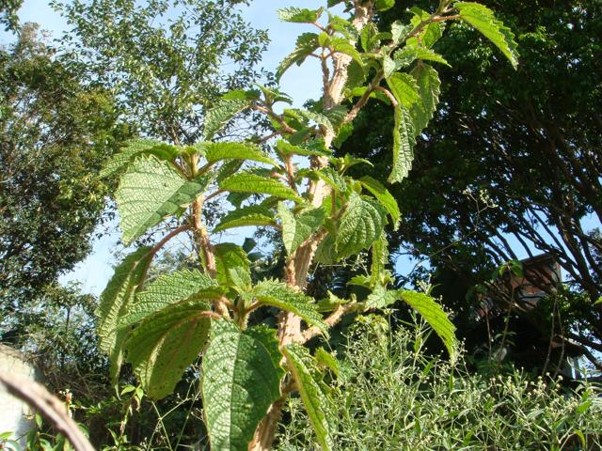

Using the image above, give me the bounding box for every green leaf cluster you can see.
[202,321,283,450]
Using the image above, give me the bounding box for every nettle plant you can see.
[97,1,517,449]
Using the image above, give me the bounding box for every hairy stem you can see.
[248,399,285,451]
[251,4,376,450]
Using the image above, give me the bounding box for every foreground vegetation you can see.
[279,317,602,450]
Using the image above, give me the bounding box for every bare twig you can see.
[302,303,361,343]
[0,372,95,451]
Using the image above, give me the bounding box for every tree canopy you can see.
[52,0,269,144]
[0,0,23,32]
[0,24,125,343]
[343,0,602,372]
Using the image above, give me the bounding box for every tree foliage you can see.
[0,0,22,32]
[52,0,269,144]
[0,24,124,342]
[344,0,602,373]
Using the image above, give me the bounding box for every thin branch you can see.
[568,333,602,354]
[432,14,460,22]
[374,86,398,107]
[253,105,296,134]
[283,155,300,195]
[149,224,191,259]
[344,79,379,125]
[138,224,191,284]
[0,372,95,451]
[301,303,361,343]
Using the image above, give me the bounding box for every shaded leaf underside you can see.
[202,321,283,451]
[116,156,204,245]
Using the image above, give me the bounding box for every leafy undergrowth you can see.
[278,316,602,450]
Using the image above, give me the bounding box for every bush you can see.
[277,316,602,450]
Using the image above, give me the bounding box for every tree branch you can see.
[301,302,361,343]
[0,372,95,451]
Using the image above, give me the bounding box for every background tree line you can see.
[342,0,602,375]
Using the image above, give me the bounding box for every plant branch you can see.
[0,372,95,451]
[149,224,191,259]
[301,302,361,343]
[253,105,297,134]
[139,224,191,283]
[374,86,398,106]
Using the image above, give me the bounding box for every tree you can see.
[95,1,517,450]
[343,0,602,373]
[0,23,124,343]
[0,0,22,32]
[52,0,269,145]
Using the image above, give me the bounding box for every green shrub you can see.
[278,316,602,450]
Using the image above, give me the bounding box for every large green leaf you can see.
[308,167,347,193]
[213,205,276,232]
[455,2,519,69]
[100,139,175,179]
[277,32,319,80]
[408,8,443,48]
[119,269,219,328]
[278,202,325,255]
[124,299,211,399]
[399,290,457,359]
[360,22,378,52]
[214,243,252,292]
[219,172,300,201]
[116,156,205,245]
[382,54,397,79]
[96,247,153,381]
[393,46,449,68]
[315,348,340,377]
[360,176,401,229]
[375,0,395,11]
[283,344,334,451]
[278,7,324,23]
[365,284,398,309]
[387,104,416,183]
[216,159,244,185]
[204,98,250,141]
[410,63,441,136]
[314,234,338,265]
[202,321,283,451]
[296,109,335,137]
[205,142,277,167]
[370,232,390,287]
[250,280,328,334]
[386,72,420,110]
[336,193,386,258]
[331,37,364,68]
[275,139,331,158]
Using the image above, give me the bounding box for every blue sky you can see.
[3,0,342,295]
[5,0,331,103]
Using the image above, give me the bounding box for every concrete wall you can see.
[0,345,38,445]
